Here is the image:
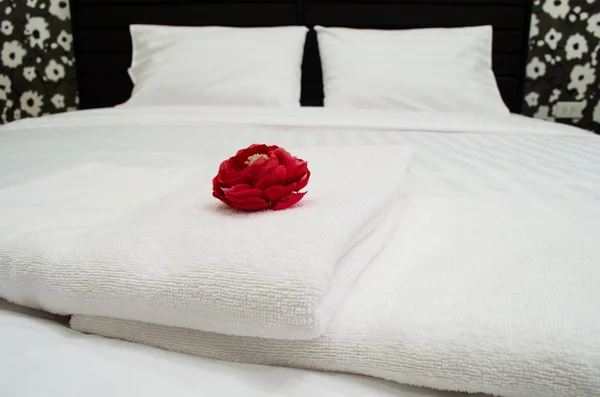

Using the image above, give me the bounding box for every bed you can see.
[2,2,600,397]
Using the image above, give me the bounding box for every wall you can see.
[523,0,600,133]
[0,0,78,124]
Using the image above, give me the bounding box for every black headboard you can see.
[71,0,532,113]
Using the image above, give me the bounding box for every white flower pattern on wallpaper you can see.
[44,59,65,81]
[549,88,562,102]
[20,90,44,116]
[24,16,52,49]
[567,63,596,99]
[1,40,27,68]
[22,66,36,81]
[565,33,589,59]
[56,30,72,51]
[0,0,77,124]
[530,14,540,37]
[0,73,11,101]
[525,91,540,107]
[51,92,64,108]
[1,20,14,35]
[593,99,600,123]
[49,0,70,21]
[544,28,563,49]
[587,12,600,37]
[524,0,600,133]
[526,57,547,79]
[542,0,571,19]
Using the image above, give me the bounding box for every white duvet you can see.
[2,107,600,397]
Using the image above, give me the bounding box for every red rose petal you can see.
[224,167,254,186]
[225,187,263,201]
[243,156,277,187]
[221,157,243,174]
[272,147,308,184]
[225,195,270,211]
[224,183,251,193]
[272,147,295,167]
[243,156,271,176]
[235,144,269,159]
[212,191,230,205]
[255,156,280,179]
[237,174,256,185]
[273,191,307,210]
[235,144,279,168]
[295,170,310,191]
[286,161,308,184]
[233,198,271,211]
[228,196,267,206]
[220,168,242,186]
[235,144,267,161]
[216,170,229,185]
[255,165,286,190]
[213,188,225,200]
[263,182,297,202]
[212,177,226,199]
[250,156,268,167]
[218,159,229,173]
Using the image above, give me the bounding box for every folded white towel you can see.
[72,198,600,397]
[0,146,412,339]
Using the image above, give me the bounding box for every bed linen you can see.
[0,300,483,397]
[1,107,600,397]
[0,145,412,340]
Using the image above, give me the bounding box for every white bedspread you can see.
[2,106,600,397]
[0,145,412,339]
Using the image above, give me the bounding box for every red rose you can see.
[212,144,310,211]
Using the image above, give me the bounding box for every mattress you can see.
[0,299,482,397]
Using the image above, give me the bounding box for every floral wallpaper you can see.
[0,0,78,124]
[523,0,600,133]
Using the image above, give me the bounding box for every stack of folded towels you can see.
[1,146,599,397]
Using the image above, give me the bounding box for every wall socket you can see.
[553,101,586,119]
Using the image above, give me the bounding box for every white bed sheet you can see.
[0,106,596,201]
[0,299,480,397]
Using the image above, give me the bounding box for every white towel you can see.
[0,146,412,339]
[72,198,600,397]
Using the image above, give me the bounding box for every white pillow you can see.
[315,25,509,114]
[124,25,308,107]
